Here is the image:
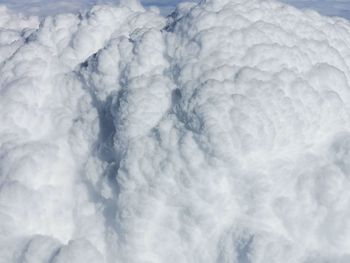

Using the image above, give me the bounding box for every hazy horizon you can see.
[0,0,350,19]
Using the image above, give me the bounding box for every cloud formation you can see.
[2,0,350,262]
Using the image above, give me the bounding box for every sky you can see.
[282,0,350,19]
[1,0,350,19]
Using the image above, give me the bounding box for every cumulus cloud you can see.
[2,0,350,262]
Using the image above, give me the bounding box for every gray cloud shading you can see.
[2,0,350,262]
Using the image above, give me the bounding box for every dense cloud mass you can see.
[1,0,350,262]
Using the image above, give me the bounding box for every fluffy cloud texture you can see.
[2,0,350,262]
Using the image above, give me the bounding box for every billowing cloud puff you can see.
[1,0,350,262]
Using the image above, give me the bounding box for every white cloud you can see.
[2,0,350,262]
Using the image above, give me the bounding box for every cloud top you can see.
[2,0,350,262]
